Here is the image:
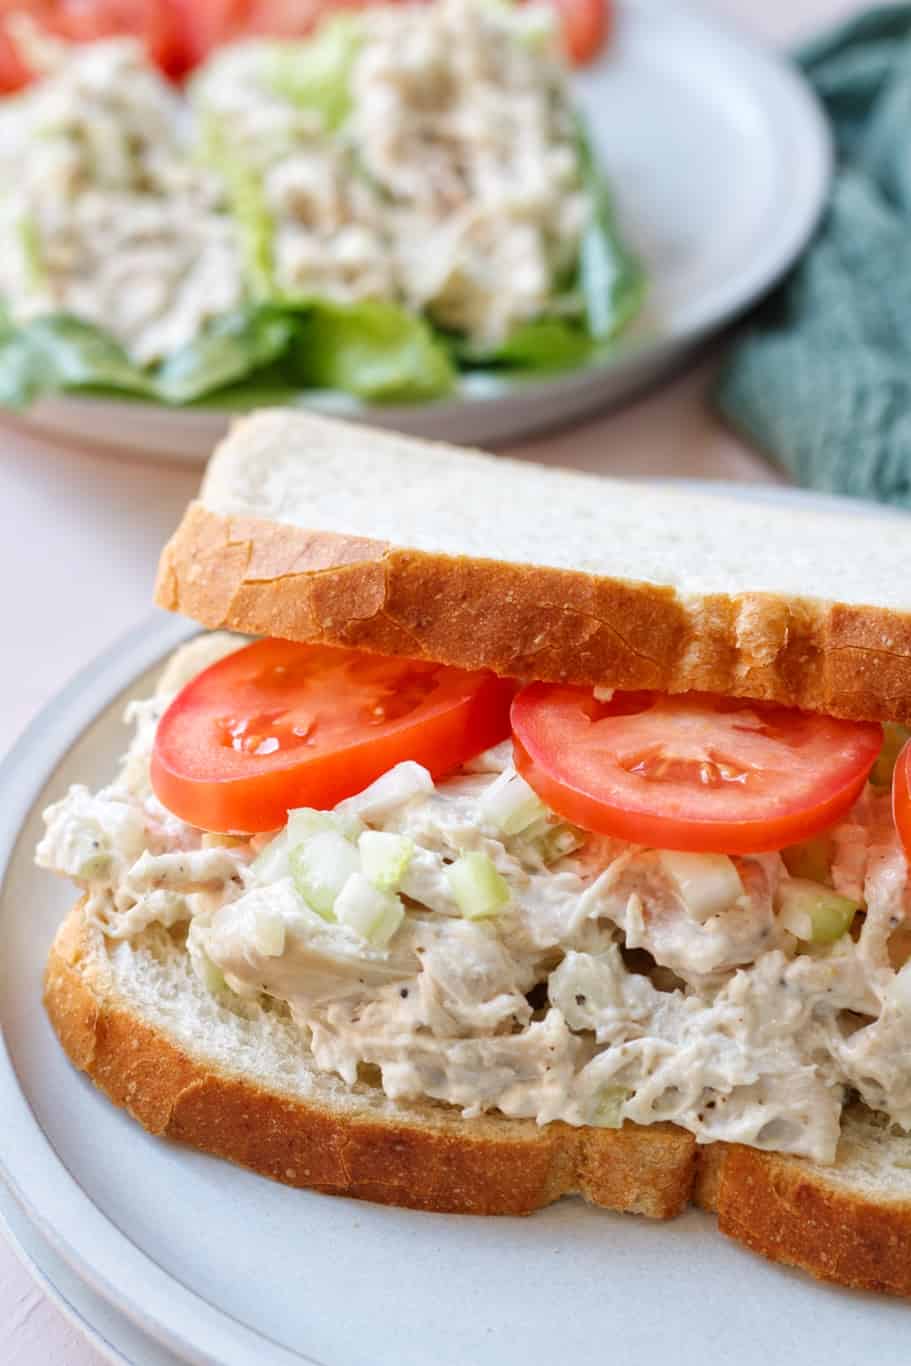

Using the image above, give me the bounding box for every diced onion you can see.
[76,852,112,880]
[335,872,405,947]
[592,1085,629,1129]
[658,851,742,922]
[195,951,227,996]
[251,830,291,884]
[446,852,510,920]
[252,908,286,958]
[536,824,586,864]
[201,832,248,850]
[479,770,548,836]
[358,830,413,891]
[888,961,911,1012]
[337,762,433,823]
[290,830,360,919]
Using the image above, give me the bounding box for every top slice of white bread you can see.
[155,410,911,722]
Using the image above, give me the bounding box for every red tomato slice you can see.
[169,0,359,66]
[61,0,184,72]
[550,0,608,65]
[0,0,185,90]
[171,0,609,71]
[151,639,516,833]
[512,686,883,855]
[893,741,911,864]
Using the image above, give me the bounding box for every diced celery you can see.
[658,851,742,922]
[592,1085,629,1129]
[446,852,510,920]
[335,872,405,947]
[266,17,362,131]
[290,830,359,919]
[781,835,833,886]
[286,809,334,842]
[480,770,548,836]
[871,724,911,788]
[287,806,363,844]
[18,214,46,291]
[358,830,413,891]
[777,879,859,945]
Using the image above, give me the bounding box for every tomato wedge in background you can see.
[151,639,516,833]
[893,741,911,863]
[0,0,185,89]
[170,0,610,69]
[550,0,608,65]
[0,0,611,89]
[512,686,883,855]
[168,0,368,68]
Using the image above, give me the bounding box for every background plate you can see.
[1,486,910,1366]
[13,0,830,460]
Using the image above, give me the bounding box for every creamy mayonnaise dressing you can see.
[0,36,244,364]
[35,637,911,1163]
[0,0,589,361]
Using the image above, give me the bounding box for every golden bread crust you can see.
[155,503,911,724]
[43,904,695,1218]
[44,904,911,1294]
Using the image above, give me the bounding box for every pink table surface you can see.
[0,1,874,1360]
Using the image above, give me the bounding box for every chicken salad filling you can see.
[37,635,911,1164]
[0,0,641,404]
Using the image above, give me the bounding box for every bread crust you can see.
[43,904,696,1219]
[155,503,911,724]
[697,1143,911,1297]
[43,904,911,1294]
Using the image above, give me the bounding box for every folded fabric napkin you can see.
[716,6,911,506]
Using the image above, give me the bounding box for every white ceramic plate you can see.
[2,485,911,1366]
[13,0,830,461]
[0,1186,186,1366]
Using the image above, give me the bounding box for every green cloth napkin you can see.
[715,6,911,506]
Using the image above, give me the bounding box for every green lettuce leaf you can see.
[286,298,455,401]
[0,109,641,407]
[0,312,151,408]
[0,298,454,407]
[155,306,295,404]
[266,17,362,131]
[575,123,646,342]
[455,316,594,372]
[196,113,276,298]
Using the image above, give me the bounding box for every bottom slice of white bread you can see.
[45,901,911,1296]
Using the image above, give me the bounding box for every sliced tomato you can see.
[893,741,911,864]
[512,686,883,855]
[169,0,356,66]
[60,0,184,72]
[0,0,185,90]
[171,0,609,70]
[550,0,608,65]
[0,4,35,91]
[151,639,515,833]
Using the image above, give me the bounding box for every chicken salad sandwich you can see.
[38,411,911,1295]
